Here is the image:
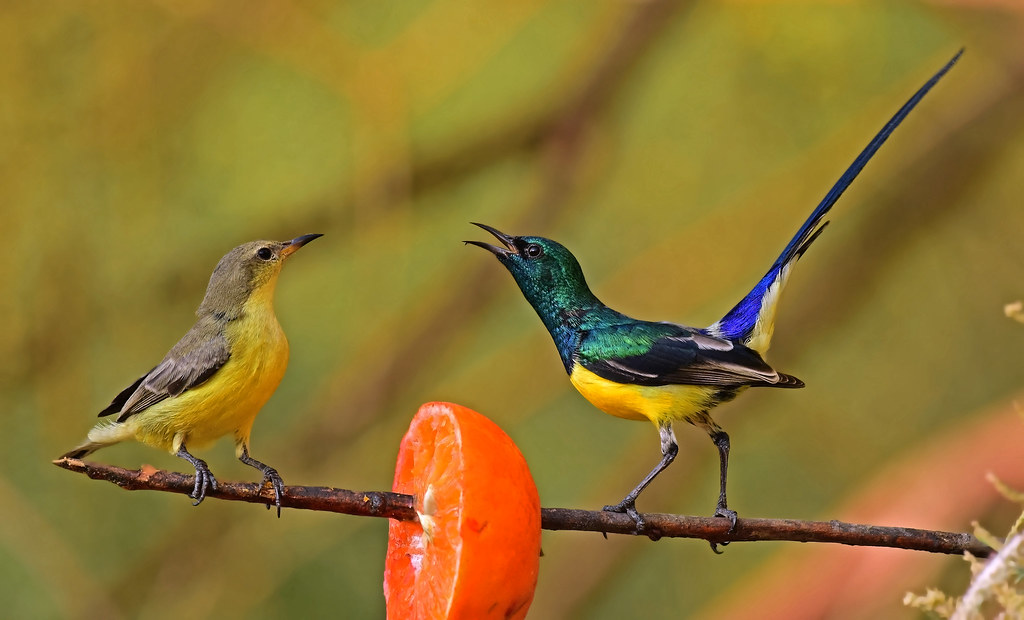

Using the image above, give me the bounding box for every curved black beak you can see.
[464,223,517,257]
[280,233,323,258]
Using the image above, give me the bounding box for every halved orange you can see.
[384,402,541,619]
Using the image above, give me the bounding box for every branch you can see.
[55,458,993,557]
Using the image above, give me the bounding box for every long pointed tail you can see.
[709,49,963,353]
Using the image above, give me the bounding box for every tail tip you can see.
[776,372,805,388]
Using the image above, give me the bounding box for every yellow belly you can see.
[569,364,718,427]
[130,307,289,453]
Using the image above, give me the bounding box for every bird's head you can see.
[466,223,596,315]
[198,233,322,318]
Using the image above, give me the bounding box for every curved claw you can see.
[709,506,738,553]
[603,499,646,533]
[260,467,285,518]
[237,446,285,518]
[190,462,219,506]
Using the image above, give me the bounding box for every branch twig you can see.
[54,458,993,557]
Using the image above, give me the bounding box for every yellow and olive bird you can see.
[62,234,322,515]
[468,51,960,546]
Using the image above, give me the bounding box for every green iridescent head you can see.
[466,223,600,322]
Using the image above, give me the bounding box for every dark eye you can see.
[256,247,274,260]
[524,243,543,258]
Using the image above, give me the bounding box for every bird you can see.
[61,233,322,516]
[467,50,961,545]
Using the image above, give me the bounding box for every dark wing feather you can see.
[98,374,150,417]
[584,330,802,389]
[103,323,231,423]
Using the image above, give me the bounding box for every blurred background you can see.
[3,0,1022,618]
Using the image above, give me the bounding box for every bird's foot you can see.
[256,467,285,518]
[190,461,218,506]
[603,499,645,534]
[709,505,738,554]
[238,446,286,517]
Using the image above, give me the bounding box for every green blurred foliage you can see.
[2,1,1022,618]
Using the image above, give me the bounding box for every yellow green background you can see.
[3,1,1022,618]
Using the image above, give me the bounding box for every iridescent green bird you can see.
[468,51,960,546]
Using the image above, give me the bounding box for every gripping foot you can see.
[176,445,218,506]
[709,504,738,554]
[239,445,285,517]
[603,498,646,533]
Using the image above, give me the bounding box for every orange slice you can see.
[384,402,541,619]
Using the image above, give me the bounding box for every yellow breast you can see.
[568,364,718,427]
[131,297,290,453]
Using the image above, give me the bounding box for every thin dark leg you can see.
[708,429,737,554]
[710,431,735,523]
[689,411,739,553]
[176,444,218,506]
[238,443,284,517]
[603,424,677,533]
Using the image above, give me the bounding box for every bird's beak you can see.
[280,233,323,258]
[464,223,517,257]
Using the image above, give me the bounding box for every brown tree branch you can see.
[54,458,993,557]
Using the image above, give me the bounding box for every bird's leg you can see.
[693,412,737,553]
[175,443,218,506]
[603,423,678,533]
[237,442,284,517]
[710,430,736,527]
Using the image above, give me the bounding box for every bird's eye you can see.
[524,243,543,258]
[256,247,274,261]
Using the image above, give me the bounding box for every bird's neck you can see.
[517,282,621,373]
[199,278,280,323]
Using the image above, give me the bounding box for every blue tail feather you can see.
[712,49,962,345]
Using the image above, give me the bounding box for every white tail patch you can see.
[745,265,791,355]
[86,421,134,447]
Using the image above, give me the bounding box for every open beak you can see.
[464,223,517,257]
[280,233,323,258]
